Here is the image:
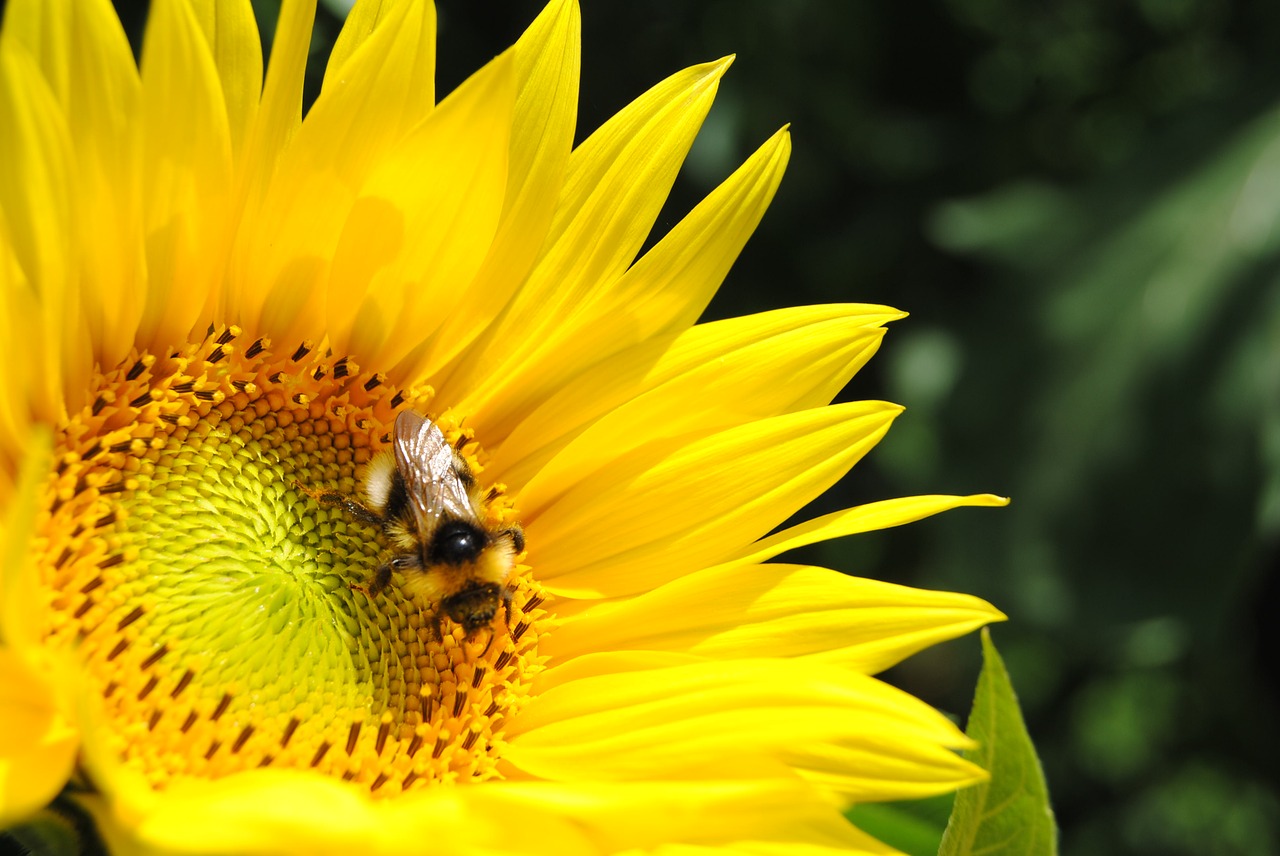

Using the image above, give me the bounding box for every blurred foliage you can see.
[79,0,1280,853]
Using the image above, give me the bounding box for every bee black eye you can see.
[431,521,485,564]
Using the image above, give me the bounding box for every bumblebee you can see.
[315,410,523,637]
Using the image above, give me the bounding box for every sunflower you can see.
[0,0,1008,853]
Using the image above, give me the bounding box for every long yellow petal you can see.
[508,658,982,802]
[396,0,581,383]
[511,319,885,499]
[335,52,515,368]
[0,648,78,828]
[463,779,895,856]
[473,127,792,439]
[440,58,731,440]
[729,493,1011,565]
[0,39,83,420]
[524,401,900,598]
[2,0,144,371]
[542,562,1004,674]
[492,303,904,489]
[219,0,313,323]
[136,0,233,352]
[185,0,261,161]
[231,0,435,343]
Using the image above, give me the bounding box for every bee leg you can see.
[502,525,525,555]
[351,562,392,598]
[294,481,382,525]
[426,610,445,643]
[501,586,515,630]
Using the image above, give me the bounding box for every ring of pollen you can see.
[32,326,547,795]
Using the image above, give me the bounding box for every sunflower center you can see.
[33,328,547,795]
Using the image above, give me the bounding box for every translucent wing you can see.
[393,411,479,534]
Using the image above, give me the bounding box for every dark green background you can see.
[83,1,1280,853]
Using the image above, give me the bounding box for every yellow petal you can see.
[230,0,435,343]
[0,648,78,828]
[136,0,233,352]
[543,562,1004,674]
[492,303,904,488]
[440,57,732,439]
[508,658,982,803]
[0,38,84,420]
[2,0,145,370]
[463,779,893,856]
[511,316,886,500]
[396,0,581,382]
[334,51,515,368]
[729,493,1011,565]
[458,126,791,438]
[185,0,262,161]
[324,0,434,115]
[219,0,313,322]
[524,401,901,598]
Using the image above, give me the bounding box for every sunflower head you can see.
[0,0,1007,852]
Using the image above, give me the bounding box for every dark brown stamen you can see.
[94,511,117,528]
[310,742,331,767]
[511,621,530,642]
[291,343,312,362]
[79,576,104,594]
[211,693,232,721]
[82,442,102,461]
[493,650,512,671]
[148,710,163,731]
[363,374,384,391]
[461,731,480,751]
[73,599,94,619]
[390,390,405,408]
[216,328,237,345]
[126,360,147,381]
[281,717,300,748]
[402,771,419,790]
[204,740,221,760]
[137,676,158,700]
[171,669,195,699]
[92,395,108,416]
[376,721,390,755]
[232,726,255,754]
[180,712,197,733]
[432,736,447,759]
[484,701,500,718]
[245,338,265,359]
[128,391,153,409]
[407,734,424,758]
[346,722,361,755]
[472,667,486,688]
[370,773,389,792]
[116,606,145,630]
[173,381,196,394]
[140,644,170,670]
[208,346,227,364]
[107,639,129,661]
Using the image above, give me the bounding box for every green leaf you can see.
[939,628,1058,856]
[846,794,954,856]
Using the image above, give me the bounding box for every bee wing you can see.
[393,411,478,533]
